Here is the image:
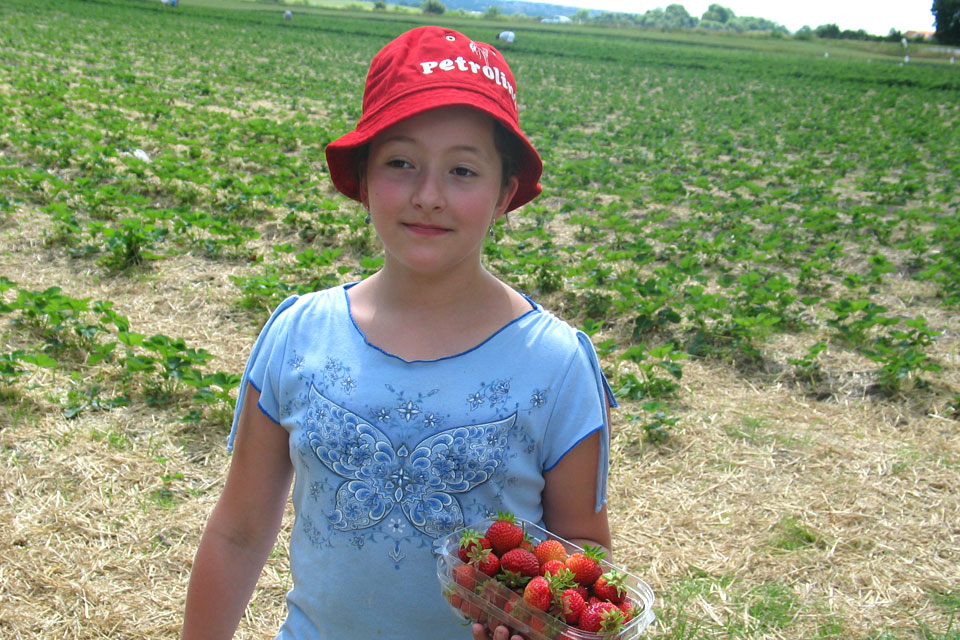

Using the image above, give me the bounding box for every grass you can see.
[0,0,958,638]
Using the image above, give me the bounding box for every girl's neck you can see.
[348,264,532,361]
[369,261,499,312]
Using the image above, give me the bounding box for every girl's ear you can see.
[494,175,519,221]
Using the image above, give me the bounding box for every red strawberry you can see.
[452,563,478,592]
[485,511,524,555]
[526,611,560,637]
[558,587,586,625]
[578,601,626,633]
[502,593,523,623]
[564,545,605,587]
[592,569,627,604]
[471,549,500,577]
[533,538,568,566]
[619,597,640,623]
[523,575,553,611]
[499,547,540,588]
[574,584,590,601]
[541,559,566,576]
[457,528,491,563]
[519,535,535,552]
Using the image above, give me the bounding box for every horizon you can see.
[541,1,936,37]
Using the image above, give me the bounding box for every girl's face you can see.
[360,106,518,278]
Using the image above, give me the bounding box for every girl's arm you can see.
[181,383,293,640]
[541,417,613,557]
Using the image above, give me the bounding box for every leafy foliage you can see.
[1,0,958,430]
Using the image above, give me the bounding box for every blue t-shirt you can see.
[229,283,616,639]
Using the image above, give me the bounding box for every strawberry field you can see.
[1,0,958,638]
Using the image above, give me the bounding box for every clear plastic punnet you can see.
[434,518,656,639]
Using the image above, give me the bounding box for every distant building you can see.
[904,31,934,41]
[541,15,572,24]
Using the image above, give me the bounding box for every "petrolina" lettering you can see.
[419,56,516,106]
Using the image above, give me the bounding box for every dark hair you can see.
[493,121,523,189]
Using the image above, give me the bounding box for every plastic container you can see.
[434,518,656,639]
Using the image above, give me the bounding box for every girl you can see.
[181,26,616,640]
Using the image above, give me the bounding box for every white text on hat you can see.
[419,57,517,107]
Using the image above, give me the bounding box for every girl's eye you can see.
[386,159,411,169]
[452,166,476,177]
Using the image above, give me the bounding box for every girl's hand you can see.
[471,622,525,640]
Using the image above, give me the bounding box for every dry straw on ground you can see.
[2,7,959,637]
[1,193,958,639]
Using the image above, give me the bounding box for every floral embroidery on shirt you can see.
[466,391,485,409]
[313,357,356,395]
[530,388,547,408]
[301,384,516,538]
[396,399,421,422]
[467,378,512,411]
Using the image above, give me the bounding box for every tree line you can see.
[396,0,960,45]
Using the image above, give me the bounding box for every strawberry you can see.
[526,611,560,637]
[477,578,506,607]
[558,587,586,625]
[574,584,590,601]
[564,545,605,587]
[457,528,491,563]
[452,563,478,592]
[499,547,540,588]
[541,559,566,576]
[533,538,568,566]
[592,568,627,604]
[578,601,626,633]
[485,511,524,555]
[619,597,640,623]
[502,593,524,623]
[522,575,553,611]
[471,549,501,577]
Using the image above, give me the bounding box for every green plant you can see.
[770,515,825,551]
[788,341,828,386]
[88,216,168,271]
[627,401,678,444]
[615,343,687,401]
[864,316,942,393]
[747,582,800,632]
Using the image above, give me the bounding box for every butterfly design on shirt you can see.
[304,385,514,537]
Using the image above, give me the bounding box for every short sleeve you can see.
[541,330,618,512]
[226,295,299,451]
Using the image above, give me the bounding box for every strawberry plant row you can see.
[2,0,958,426]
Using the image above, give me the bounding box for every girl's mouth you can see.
[404,223,450,236]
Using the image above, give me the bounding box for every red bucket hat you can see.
[325,26,542,212]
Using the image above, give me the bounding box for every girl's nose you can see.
[411,170,446,211]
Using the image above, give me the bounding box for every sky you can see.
[576,1,936,36]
